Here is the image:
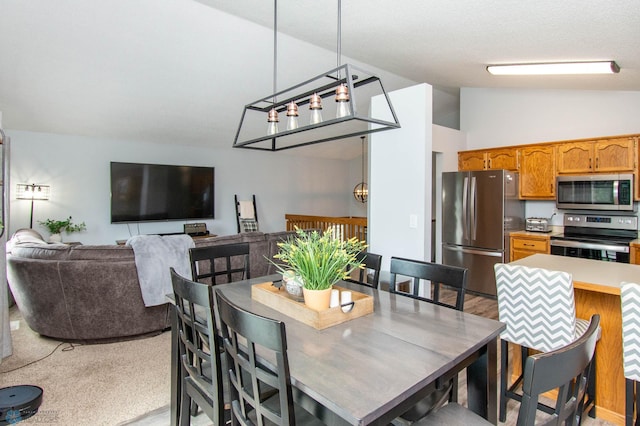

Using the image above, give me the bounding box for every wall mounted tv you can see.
[110,161,215,223]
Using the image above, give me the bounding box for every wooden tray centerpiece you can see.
[251,282,374,330]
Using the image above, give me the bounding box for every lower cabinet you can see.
[510,233,550,261]
[631,242,640,265]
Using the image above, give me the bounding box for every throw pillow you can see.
[239,218,259,233]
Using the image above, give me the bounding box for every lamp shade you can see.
[16,183,50,200]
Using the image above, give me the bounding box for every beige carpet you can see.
[0,306,171,425]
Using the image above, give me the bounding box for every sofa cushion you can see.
[9,244,72,260]
[67,245,135,261]
[11,228,47,244]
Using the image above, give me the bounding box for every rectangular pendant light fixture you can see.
[232,63,400,152]
[487,61,620,76]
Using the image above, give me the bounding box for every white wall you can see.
[369,84,432,270]
[432,125,467,262]
[6,130,356,244]
[460,88,640,150]
[460,88,640,223]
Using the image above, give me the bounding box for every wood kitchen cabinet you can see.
[557,137,636,174]
[631,242,640,265]
[518,145,556,199]
[458,148,518,171]
[510,233,550,261]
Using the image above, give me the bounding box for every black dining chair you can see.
[189,242,250,285]
[389,256,467,313]
[170,267,228,426]
[345,251,383,289]
[388,256,468,423]
[214,288,326,425]
[414,314,601,426]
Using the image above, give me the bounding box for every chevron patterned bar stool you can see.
[621,282,640,426]
[494,263,597,423]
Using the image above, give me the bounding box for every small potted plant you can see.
[38,216,86,242]
[271,227,367,310]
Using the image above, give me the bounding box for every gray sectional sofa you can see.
[6,228,295,342]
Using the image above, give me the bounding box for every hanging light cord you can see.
[337,0,341,70]
[273,0,278,104]
[361,136,365,183]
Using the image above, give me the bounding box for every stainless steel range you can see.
[550,213,638,263]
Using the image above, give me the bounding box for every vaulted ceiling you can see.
[1,1,638,159]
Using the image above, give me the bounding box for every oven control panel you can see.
[563,214,638,230]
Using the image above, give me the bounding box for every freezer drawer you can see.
[442,244,503,297]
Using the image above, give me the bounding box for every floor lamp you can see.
[16,184,50,228]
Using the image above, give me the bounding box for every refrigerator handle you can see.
[462,176,469,240]
[470,176,477,240]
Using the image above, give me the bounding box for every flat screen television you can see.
[110,161,214,223]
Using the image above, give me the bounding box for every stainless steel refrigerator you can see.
[442,170,525,297]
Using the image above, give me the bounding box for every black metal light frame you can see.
[232,63,400,152]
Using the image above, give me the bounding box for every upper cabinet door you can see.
[458,151,486,171]
[486,148,519,171]
[557,141,594,174]
[594,138,636,172]
[519,145,556,199]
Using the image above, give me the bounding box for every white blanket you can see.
[127,234,195,307]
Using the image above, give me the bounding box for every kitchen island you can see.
[510,253,640,425]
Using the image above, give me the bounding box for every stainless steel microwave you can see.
[556,173,635,211]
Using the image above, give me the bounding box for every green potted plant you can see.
[38,216,86,242]
[271,227,367,310]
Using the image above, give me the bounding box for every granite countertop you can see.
[510,253,640,295]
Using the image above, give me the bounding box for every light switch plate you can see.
[409,214,418,228]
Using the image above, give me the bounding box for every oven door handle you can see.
[550,239,630,253]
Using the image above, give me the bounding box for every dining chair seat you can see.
[415,314,600,426]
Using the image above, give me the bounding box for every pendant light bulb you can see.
[335,84,350,118]
[286,101,299,130]
[267,108,279,135]
[309,93,323,125]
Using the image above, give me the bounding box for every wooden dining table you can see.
[169,275,505,426]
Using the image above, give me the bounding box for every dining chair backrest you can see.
[170,267,226,425]
[517,314,600,425]
[345,251,383,289]
[215,288,296,425]
[494,263,577,353]
[415,314,601,426]
[189,242,250,285]
[389,257,468,311]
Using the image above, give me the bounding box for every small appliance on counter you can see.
[525,217,552,233]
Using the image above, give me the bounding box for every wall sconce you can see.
[16,183,50,228]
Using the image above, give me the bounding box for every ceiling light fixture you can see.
[487,61,620,76]
[232,0,400,152]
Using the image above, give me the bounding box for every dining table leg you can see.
[170,304,181,426]
[466,338,498,425]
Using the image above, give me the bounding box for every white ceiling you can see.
[1,0,639,159]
